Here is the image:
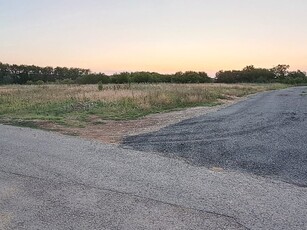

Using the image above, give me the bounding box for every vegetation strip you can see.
[0,84,287,129]
[1,62,307,85]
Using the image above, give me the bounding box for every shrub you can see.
[26,80,34,85]
[36,80,45,85]
[98,81,103,91]
[61,78,75,84]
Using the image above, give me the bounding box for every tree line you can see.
[0,63,212,85]
[215,65,307,84]
[0,62,306,85]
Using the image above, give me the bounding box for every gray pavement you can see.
[0,87,307,229]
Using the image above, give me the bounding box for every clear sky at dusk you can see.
[1,0,306,76]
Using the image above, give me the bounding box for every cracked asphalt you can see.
[1,87,307,229]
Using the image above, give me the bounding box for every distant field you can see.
[0,83,287,127]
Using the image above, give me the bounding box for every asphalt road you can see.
[124,86,307,187]
[0,87,307,229]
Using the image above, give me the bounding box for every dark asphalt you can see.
[123,87,307,187]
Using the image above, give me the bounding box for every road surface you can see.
[1,87,307,229]
[124,86,307,187]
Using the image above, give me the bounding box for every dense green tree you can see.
[215,65,304,84]
[111,72,130,84]
[283,70,307,84]
[75,73,109,84]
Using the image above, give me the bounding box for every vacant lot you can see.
[0,83,287,138]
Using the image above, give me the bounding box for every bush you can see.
[36,80,45,85]
[26,80,34,85]
[61,78,75,84]
[76,74,109,84]
[98,81,103,91]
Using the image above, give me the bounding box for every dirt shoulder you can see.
[36,97,246,144]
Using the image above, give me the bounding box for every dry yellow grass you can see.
[0,83,287,126]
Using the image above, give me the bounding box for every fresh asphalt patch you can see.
[123,87,307,187]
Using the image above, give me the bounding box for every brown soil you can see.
[38,98,243,145]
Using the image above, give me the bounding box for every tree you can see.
[243,65,255,72]
[284,70,307,84]
[271,64,290,80]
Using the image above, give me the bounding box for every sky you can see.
[0,0,307,76]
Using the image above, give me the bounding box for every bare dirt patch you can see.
[38,98,244,144]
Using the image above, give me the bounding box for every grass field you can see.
[0,83,287,127]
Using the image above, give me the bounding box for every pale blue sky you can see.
[1,0,306,75]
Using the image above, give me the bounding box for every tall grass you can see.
[0,83,287,125]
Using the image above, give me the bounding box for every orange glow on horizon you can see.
[1,1,306,76]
